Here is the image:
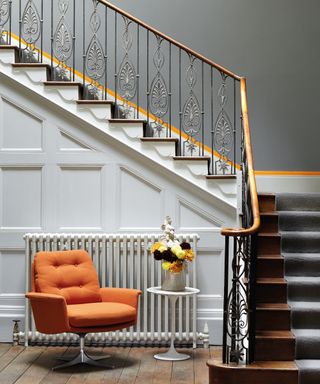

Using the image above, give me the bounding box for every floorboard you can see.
[0,343,220,384]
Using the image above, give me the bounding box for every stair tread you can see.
[257,277,287,284]
[281,231,320,237]
[293,329,320,337]
[261,212,279,216]
[108,118,146,123]
[43,81,82,86]
[283,252,320,258]
[76,100,114,105]
[0,45,18,50]
[279,210,320,216]
[140,137,178,142]
[286,276,320,283]
[257,303,290,310]
[206,175,237,179]
[258,254,283,259]
[256,330,295,339]
[296,359,320,370]
[289,300,320,309]
[12,63,51,68]
[208,358,297,370]
[258,232,281,237]
[173,156,210,161]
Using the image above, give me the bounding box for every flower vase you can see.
[161,270,185,291]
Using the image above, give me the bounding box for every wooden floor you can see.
[0,343,220,384]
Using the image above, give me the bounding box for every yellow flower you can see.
[158,245,167,253]
[184,249,194,262]
[162,261,171,271]
[176,250,186,259]
[171,244,182,256]
[151,242,167,253]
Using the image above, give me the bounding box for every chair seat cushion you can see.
[67,302,136,328]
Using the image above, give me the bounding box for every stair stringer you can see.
[0,46,239,210]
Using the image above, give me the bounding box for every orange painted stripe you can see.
[255,170,320,176]
[8,32,242,170]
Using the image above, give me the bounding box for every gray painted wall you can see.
[110,0,320,171]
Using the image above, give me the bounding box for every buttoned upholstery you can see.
[33,250,101,305]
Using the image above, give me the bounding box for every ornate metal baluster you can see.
[182,54,201,156]
[118,16,136,118]
[225,235,250,364]
[20,0,41,62]
[85,0,105,99]
[52,0,73,80]
[150,35,168,137]
[214,72,233,174]
[0,0,11,45]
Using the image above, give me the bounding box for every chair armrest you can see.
[26,292,70,334]
[100,288,142,309]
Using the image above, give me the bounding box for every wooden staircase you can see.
[207,193,298,384]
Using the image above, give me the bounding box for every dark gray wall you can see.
[111,0,320,171]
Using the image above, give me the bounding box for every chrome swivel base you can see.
[53,334,115,370]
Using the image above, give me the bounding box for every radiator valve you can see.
[12,319,21,346]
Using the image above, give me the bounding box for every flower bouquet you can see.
[150,216,195,290]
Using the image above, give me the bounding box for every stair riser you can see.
[258,237,281,255]
[257,258,284,278]
[292,310,320,329]
[256,284,287,303]
[255,339,295,361]
[279,215,320,232]
[259,195,276,212]
[288,283,320,301]
[277,194,320,211]
[299,370,320,384]
[256,310,291,331]
[285,258,320,277]
[282,237,320,253]
[296,339,320,359]
[208,366,298,384]
[260,215,279,233]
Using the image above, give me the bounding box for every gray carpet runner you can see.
[277,193,320,384]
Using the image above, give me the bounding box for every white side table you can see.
[147,286,200,361]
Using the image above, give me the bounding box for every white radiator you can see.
[23,233,204,347]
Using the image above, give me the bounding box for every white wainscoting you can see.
[0,75,237,344]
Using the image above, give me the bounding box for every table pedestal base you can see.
[154,347,190,361]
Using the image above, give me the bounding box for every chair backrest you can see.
[33,250,101,304]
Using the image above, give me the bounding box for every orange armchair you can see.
[26,250,141,370]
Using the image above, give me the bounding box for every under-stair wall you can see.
[0,66,237,343]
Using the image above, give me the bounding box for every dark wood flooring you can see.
[0,343,220,384]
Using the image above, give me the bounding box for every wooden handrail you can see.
[221,78,260,236]
[98,0,241,80]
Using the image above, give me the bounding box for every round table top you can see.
[147,286,200,296]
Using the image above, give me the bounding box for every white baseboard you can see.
[256,174,320,193]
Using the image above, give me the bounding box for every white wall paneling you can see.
[58,166,104,230]
[0,167,43,230]
[0,73,237,343]
[118,166,164,231]
[0,96,43,152]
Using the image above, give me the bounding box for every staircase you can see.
[2,0,302,382]
[207,193,298,384]
[278,193,320,384]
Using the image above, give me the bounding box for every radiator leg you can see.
[53,334,114,370]
[202,322,210,348]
